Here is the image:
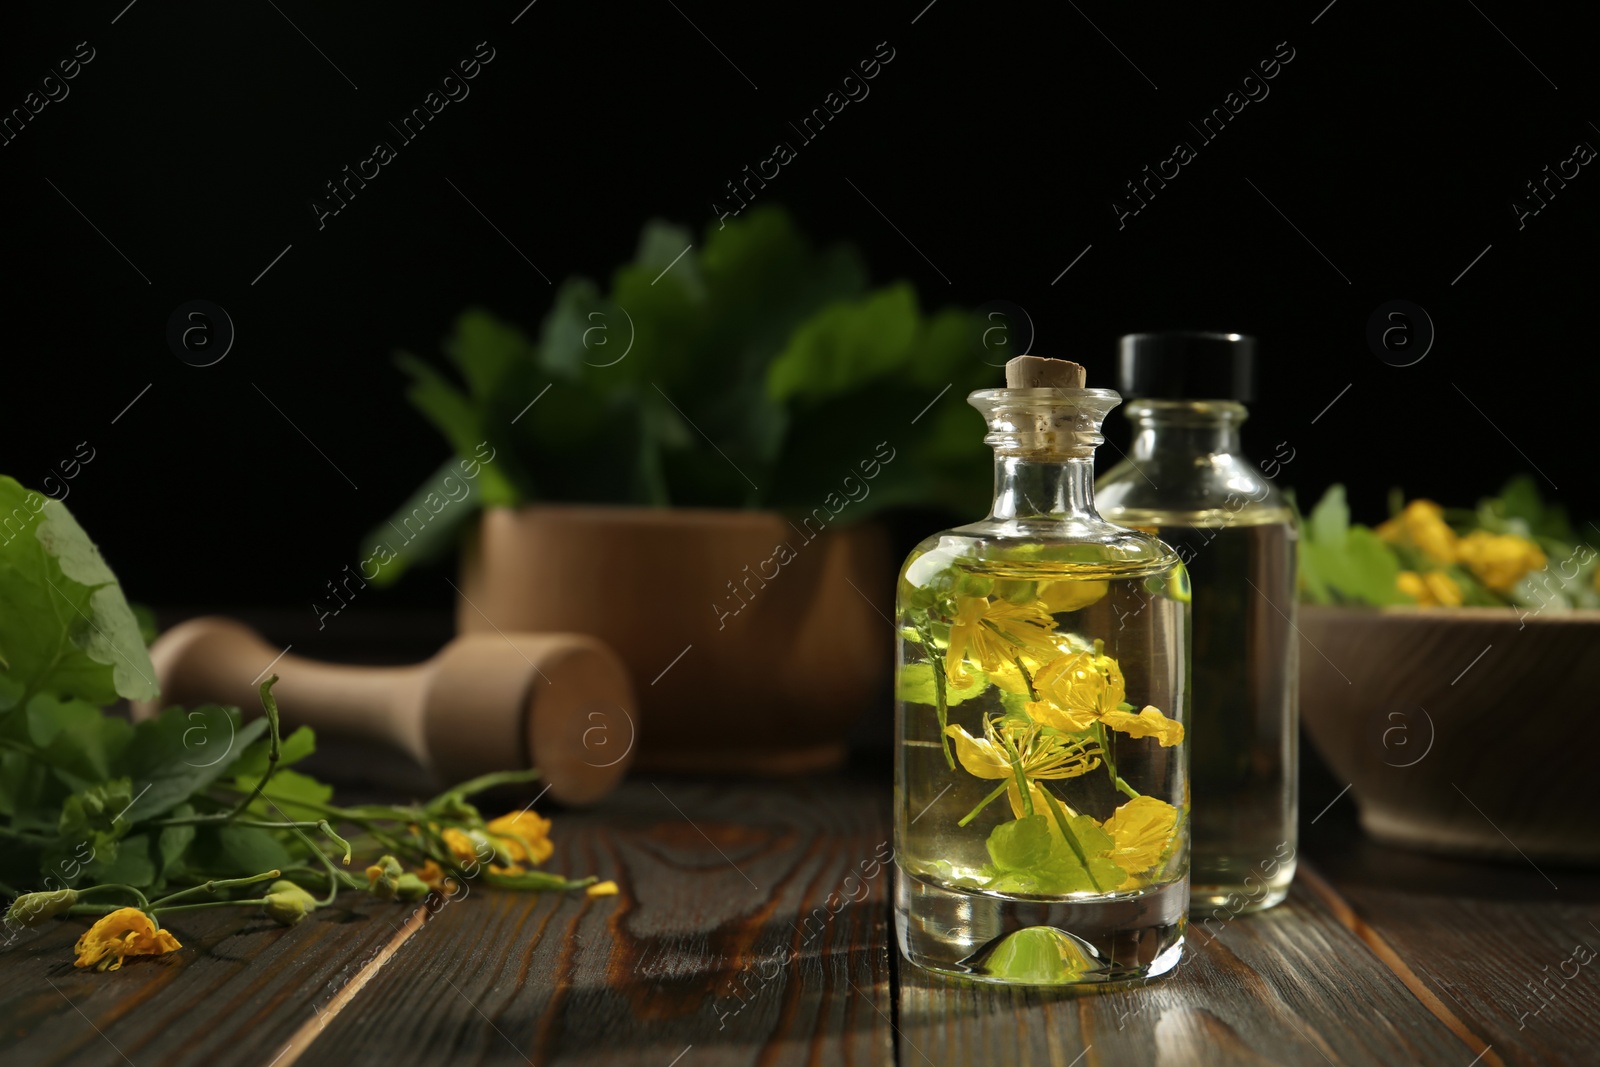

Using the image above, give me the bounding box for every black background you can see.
[2,0,1593,616]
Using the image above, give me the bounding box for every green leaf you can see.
[91,832,156,888]
[130,603,158,647]
[442,307,534,405]
[120,707,268,823]
[1297,485,1407,606]
[986,814,1054,871]
[1308,484,1350,550]
[189,824,294,878]
[0,749,52,822]
[896,662,984,706]
[57,779,132,839]
[158,804,196,879]
[358,458,486,588]
[1303,528,1408,606]
[229,725,316,780]
[983,811,1125,896]
[44,779,134,884]
[27,694,132,789]
[396,354,521,507]
[765,284,919,404]
[244,768,333,822]
[0,477,157,708]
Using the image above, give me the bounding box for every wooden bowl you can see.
[1299,605,1600,864]
[456,505,894,775]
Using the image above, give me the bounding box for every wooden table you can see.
[5,772,1596,1067]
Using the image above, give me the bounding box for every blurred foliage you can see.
[370,206,1013,584]
[1297,476,1599,611]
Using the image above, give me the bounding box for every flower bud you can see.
[394,873,431,902]
[262,880,318,926]
[6,888,79,927]
[366,855,404,899]
[469,829,515,868]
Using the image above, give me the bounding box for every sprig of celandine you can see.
[5,677,605,970]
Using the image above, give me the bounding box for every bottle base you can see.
[1188,862,1295,917]
[895,864,1186,986]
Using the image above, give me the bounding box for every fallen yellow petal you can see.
[586,881,620,897]
[73,907,181,972]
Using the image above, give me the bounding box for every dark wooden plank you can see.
[895,866,1476,1067]
[298,777,896,1067]
[1305,804,1600,1067]
[0,892,416,1067]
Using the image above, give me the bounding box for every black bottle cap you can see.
[1117,332,1256,402]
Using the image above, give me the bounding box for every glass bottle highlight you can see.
[1096,332,1298,914]
[893,356,1190,985]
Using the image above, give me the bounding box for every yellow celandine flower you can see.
[1100,795,1180,885]
[1376,499,1459,564]
[944,596,1060,686]
[1396,569,1463,607]
[1455,530,1546,592]
[1038,580,1109,614]
[1099,706,1185,747]
[486,810,555,867]
[1028,650,1124,731]
[946,716,1101,818]
[586,881,620,897]
[1025,647,1183,747]
[73,908,181,971]
[440,828,479,867]
[415,859,456,893]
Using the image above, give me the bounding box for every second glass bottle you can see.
[1097,332,1298,914]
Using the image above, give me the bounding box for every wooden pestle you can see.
[130,617,636,805]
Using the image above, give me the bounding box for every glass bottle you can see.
[893,357,1190,986]
[1096,332,1297,915]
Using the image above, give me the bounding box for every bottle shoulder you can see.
[1098,451,1293,526]
[900,518,1181,585]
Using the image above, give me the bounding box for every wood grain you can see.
[297,777,896,1067]
[10,772,1600,1067]
[1307,807,1600,1067]
[0,892,421,1067]
[896,868,1477,1067]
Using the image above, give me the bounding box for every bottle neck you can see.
[1125,400,1246,461]
[989,455,1099,521]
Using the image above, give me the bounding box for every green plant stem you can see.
[911,620,955,770]
[0,823,52,843]
[1011,655,1038,702]
[152,677,289,830]
[999,729,1033,818]
[77,883,151,910]
[153,898,271,915]
[0,737,46,760]
[146,871,282,909]
[1092,723,1141,800]
[957,782,1010,827]
[427,768,542,810]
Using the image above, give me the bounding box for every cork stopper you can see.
[1005,356,1086,390]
